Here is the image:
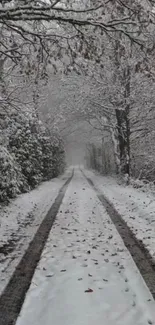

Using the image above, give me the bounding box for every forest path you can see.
[0,170,73,325]
[14,168,155,325]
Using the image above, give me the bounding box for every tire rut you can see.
[83,171,155,300]
[0,170,74,325]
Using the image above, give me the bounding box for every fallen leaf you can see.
[46,275,54,278]
[85,288,93,293]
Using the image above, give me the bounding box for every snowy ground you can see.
[84,169,155,262]
[16,169,155,325]
[0,169,72,295]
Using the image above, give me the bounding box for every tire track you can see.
[0,170,74,325]
[82,170,155,300]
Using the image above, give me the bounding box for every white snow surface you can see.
[84,169,155,262]
[16,169,155,325]
[0,169,72,295]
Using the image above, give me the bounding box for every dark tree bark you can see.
[115,108,130,175]
[115,65,131,177]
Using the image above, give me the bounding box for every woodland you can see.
[0,0,155,202]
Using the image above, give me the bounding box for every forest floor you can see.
[0,167,155,325]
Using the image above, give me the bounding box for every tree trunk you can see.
[115,66,131,179]
[124,65,131,179]
[110,126,121,174]
[113,37,131,179]
[115,107,130,176]
[0,57,7,96]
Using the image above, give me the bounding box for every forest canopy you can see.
[1,0,155,202]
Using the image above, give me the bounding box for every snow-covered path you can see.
[83,169,155,262]
[16,169,155,325]
[0,169,72,296]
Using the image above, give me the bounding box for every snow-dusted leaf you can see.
[85,288,93,293]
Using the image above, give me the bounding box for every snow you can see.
[84,169,155,262]
[0,169,72,296]
[16,169,155,325]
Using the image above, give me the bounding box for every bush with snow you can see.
[0,146,28,202]
[8,111,43,188]
[0,109,65,203]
